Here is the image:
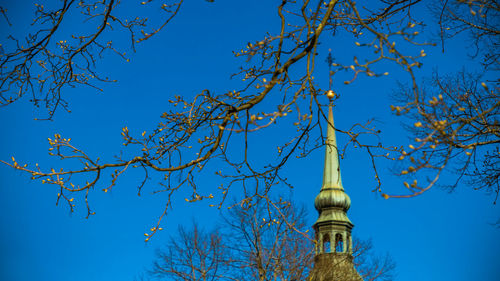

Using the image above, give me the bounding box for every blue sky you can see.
[0,1,499,281]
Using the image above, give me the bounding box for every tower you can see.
[308,97,363,281]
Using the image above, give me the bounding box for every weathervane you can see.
[325,49,336,101]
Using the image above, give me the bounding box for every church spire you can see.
[322,104,343,191]
[308,90,362,281]
[313,96,351,230]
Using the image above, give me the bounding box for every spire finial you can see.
[326,89,335,100]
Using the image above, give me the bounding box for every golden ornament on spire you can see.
[326,90,335,99]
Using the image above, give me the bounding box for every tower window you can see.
[323,234,331,253]
[335,233,344,253]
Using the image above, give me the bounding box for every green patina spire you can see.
[322,104,343,190]
[313,102,351,218]
[309,94,362,281]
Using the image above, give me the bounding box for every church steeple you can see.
[322,104,343,191]
[309,91,362,281]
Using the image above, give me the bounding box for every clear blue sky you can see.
[1,1,499,281]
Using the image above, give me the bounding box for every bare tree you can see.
[1,0,498,236]
[0,0,184,119]
[221,199,312,281]
[149,199,395,281]
[354,239,395,281]
[389,1,499,201]
[432,0,499,69]
[150,223,230,281]
[391,71,499,201]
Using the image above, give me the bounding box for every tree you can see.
[1,0,498,237]
[390,0,499,201]
[149,199,395,281]
[392,70,499,201]
[150,223,228,281]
